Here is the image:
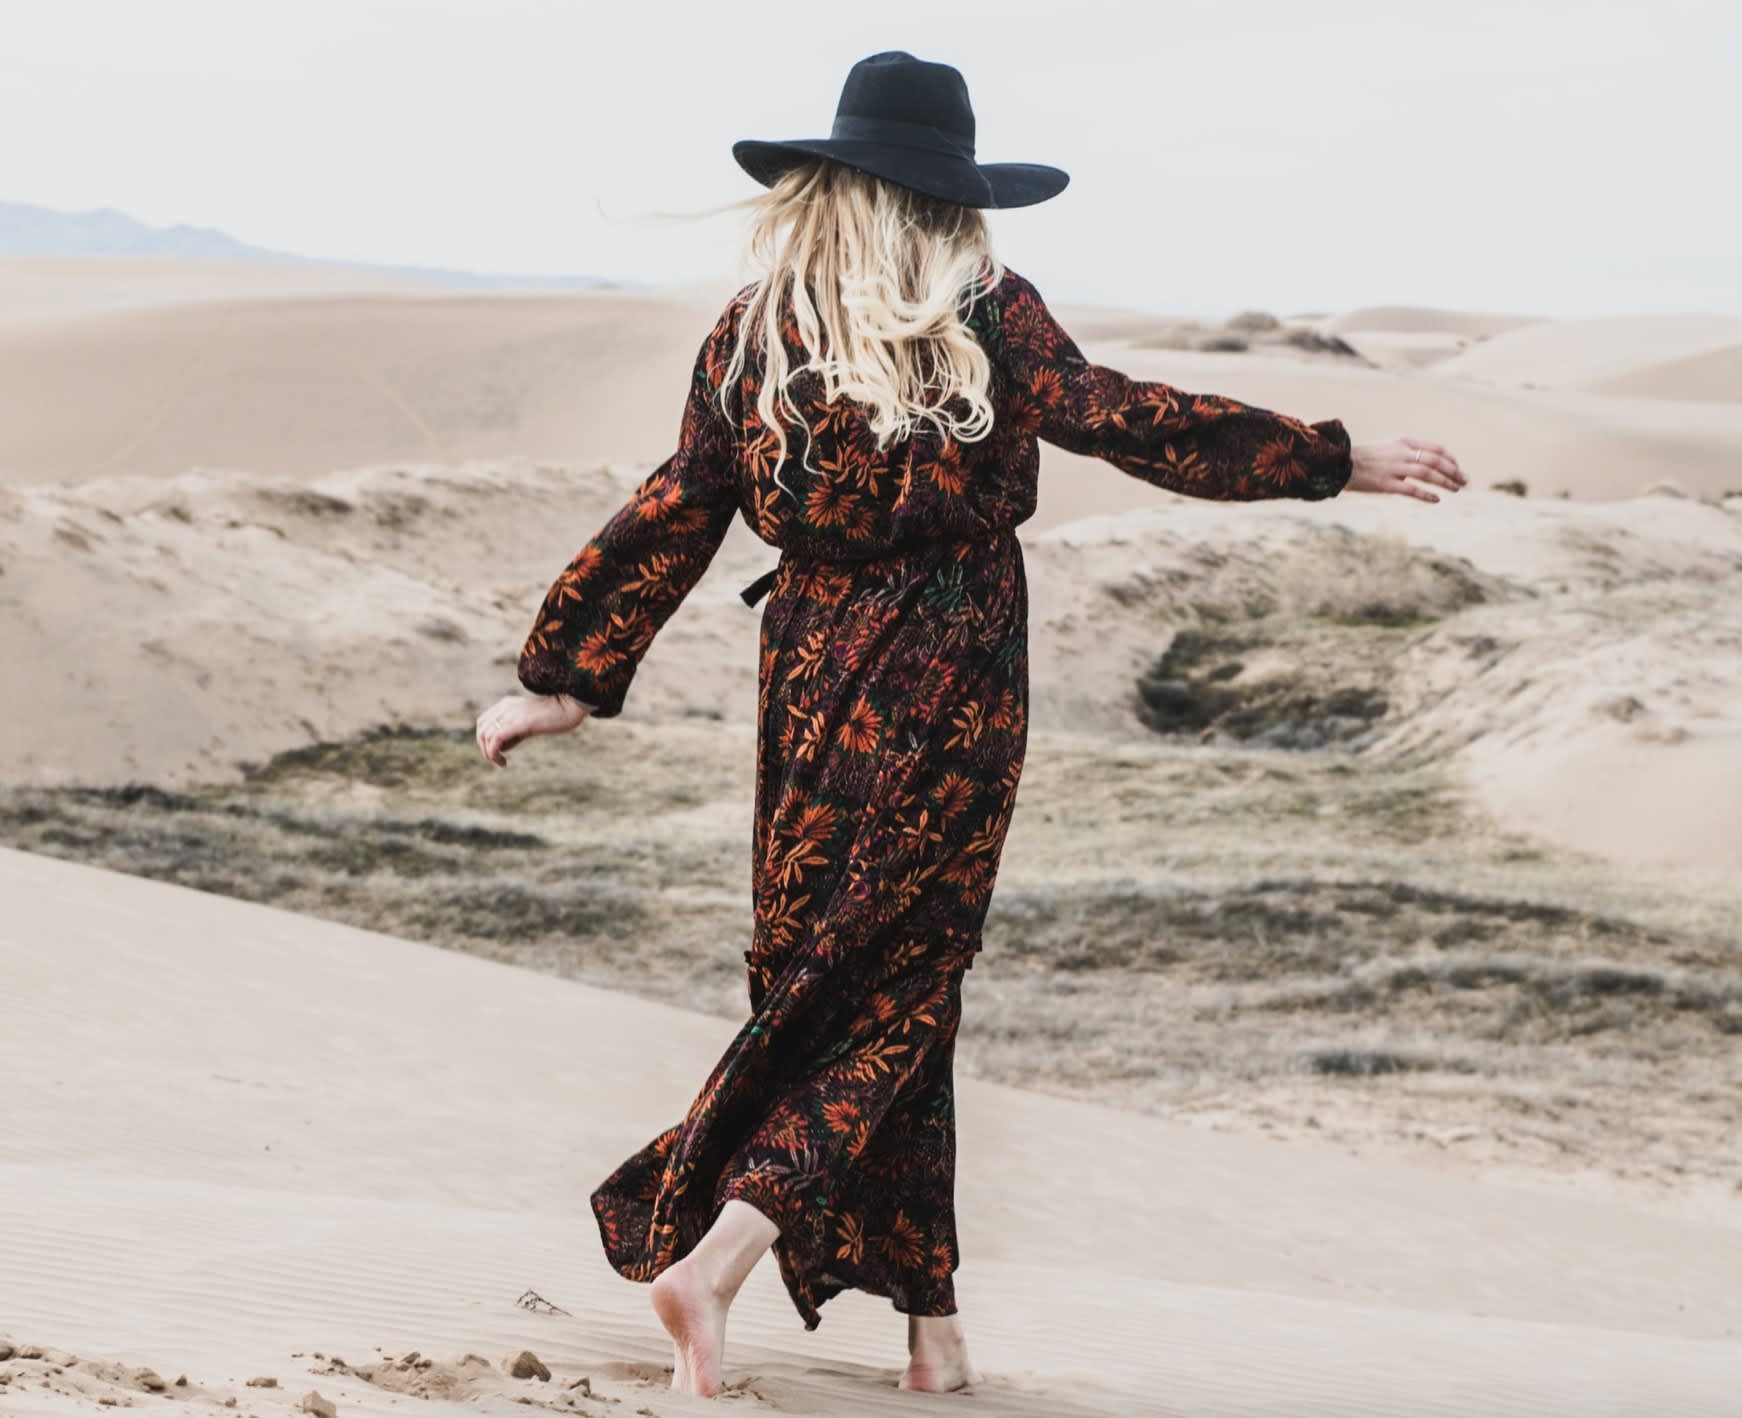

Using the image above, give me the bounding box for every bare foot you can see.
[900,1313,984,1392]
[650,1256,730,1398]
[644,1198,778,1398]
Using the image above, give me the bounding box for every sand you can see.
[0,279,734,488]
[5,258,1741,864]
[1427,313,1742,402]
[5,259,1740,504]
[8,459,1741,876]
[0,256,443,328]
[4,844,1740,1417]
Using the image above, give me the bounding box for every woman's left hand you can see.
[1346,436,1465,501]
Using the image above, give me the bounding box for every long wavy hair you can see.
[717,159,1004,499]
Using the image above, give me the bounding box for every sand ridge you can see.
[7,446,1741,875]
[6,258,1741,504]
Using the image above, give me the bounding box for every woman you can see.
[476,50,1463,1400]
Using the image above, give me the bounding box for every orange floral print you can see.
[834,696,882,753]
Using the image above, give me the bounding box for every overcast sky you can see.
[5,0,1737,319]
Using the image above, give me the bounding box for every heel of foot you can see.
[899,1361,981,1393]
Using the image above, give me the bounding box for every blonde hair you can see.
[717,159,1004,499]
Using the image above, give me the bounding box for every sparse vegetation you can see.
[253,488,354,519]
[4,711,1737,1198]
[1134,627,1389,748]
[1224,310,1281,334]
[1128,317,1367,363]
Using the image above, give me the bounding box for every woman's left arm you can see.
[992,269,1354,501]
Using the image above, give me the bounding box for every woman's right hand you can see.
[1347,437,1465,502]
[476,692,591,768]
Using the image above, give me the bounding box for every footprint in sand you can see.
[0,1339,211,1410]
[307,1349,615,1412]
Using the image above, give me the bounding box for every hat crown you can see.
[830,50,976,154]
[730,48,1067,209]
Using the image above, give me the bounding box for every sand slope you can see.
[1024,488,1742,879]
[7,258,1742,507]
[1314,306,1544,374]
[0,284,737,488]
[1428,313,1742,402]
[8,438,1742,878]
[0,256,444,328]
[3,843,1740,1418]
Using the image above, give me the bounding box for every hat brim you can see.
[732,137,1068,210]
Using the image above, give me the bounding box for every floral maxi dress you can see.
[516,264,1353,1329]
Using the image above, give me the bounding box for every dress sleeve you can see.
[516,301,741,718]
[988,270,1353,501]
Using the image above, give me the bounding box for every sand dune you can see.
[1312,306,1544,374]
[6,448,1742,879]
[1321,305,1540,338]
[1429,313,1742,401]
[0,255,443,328]
[1026,488,1742,878]
[7,259,1740,506]
[0,457,772,787]
[4,843,1740,1418]
[1582,342,1742,403]
[0,281,736,487]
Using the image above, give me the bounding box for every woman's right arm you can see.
[988,269,1355,501]
[516,298,744,719]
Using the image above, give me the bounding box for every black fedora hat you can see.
[732,50,1069,210]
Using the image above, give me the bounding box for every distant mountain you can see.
[0,199,633,291]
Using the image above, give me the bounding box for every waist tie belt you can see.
[739,531,1013,608]
[739,566,781,607]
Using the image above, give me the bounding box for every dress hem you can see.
[589,1163,959,1333]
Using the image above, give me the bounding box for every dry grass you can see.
[8,486,1738,1203]
[5,707,1738,1201]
